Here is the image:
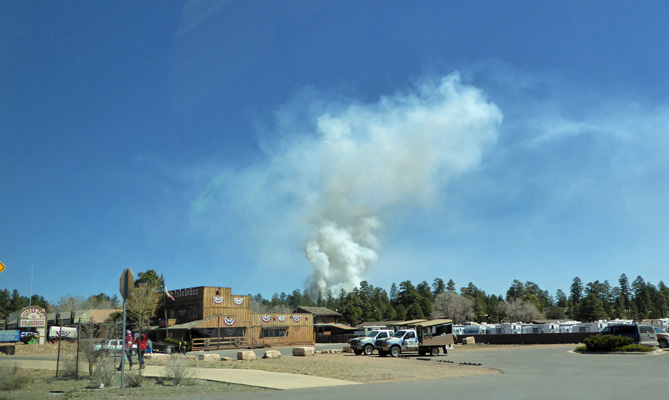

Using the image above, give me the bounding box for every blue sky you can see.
[2,1,669,304]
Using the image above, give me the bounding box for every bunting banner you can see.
[261,315,272,323]
[178,309,187,316]
[224,317,235,326]
[233,297,244,305]
[292,315,302,323]
[213,296,224,304]
[277,315,286,322]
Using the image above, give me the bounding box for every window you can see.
[261,328,287,338]
[189,308,198,318]
[378,331,388,338]
[405,331,416,339]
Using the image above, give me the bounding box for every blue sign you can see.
[0,330,21,342]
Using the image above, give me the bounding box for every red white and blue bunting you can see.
[233,297,244,305]
[292,315,302,323]
[224,317,235,326]
[277,315,286,322]
[213,296,224,304]
[261,315,272,323]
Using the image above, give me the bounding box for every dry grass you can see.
[181,351,500,383]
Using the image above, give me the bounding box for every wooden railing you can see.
[191,336,245,350]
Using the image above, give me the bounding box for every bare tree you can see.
[499,298,542,322]
[432,292,474,324]
[126,282,161,335]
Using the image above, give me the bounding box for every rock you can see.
[237,350,257,361]
[342,346,354,353]
[198,353,221,362]
[292,347,315,356]
[149,353,170,361]
[462,336,476,345]
[220,357,234,361]
[263,350,281,359]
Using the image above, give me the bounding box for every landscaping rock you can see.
[292,347,315,356]
[198,353,221,362]
[148,353,170,361]
[220,356,234,361]
[237,350,257,361]
[462,336,476,345]
[263,350,281,359]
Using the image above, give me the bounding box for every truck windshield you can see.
[366,330,380,337]
[393,330,406,338]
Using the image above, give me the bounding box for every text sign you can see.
[119,268,134,300]
[0,330,20,342]
[18,306,46,328]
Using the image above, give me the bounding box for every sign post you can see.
[119,268,134,389]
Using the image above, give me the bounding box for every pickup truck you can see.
[93,339,138,355]
[376,319,455,357]
[349,329,394,355]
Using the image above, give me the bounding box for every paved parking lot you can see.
[192,344,669,400]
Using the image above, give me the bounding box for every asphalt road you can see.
[161,345,669,400]
[12,344,669,399]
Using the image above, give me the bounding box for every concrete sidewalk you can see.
[10,359,360,390]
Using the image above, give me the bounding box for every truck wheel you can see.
[430,347,440,356]
[659,339,668,349]
[363,344,374,356]
[390,346,401,358]
[353,349,363,355]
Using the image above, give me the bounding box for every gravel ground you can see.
[151,348,500,383]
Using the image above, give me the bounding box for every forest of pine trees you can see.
[3,273,668,326]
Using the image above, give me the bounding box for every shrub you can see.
[92,356,117,388]
[0,361,31,391]
[125,372,144,387]
[164,356,195,386]
[584,335,633,352]
[616,344,654,353]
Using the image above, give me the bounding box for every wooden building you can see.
[160,286,314,349]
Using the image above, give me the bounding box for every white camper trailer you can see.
[48,326,77,342]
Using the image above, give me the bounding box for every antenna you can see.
[29,265,34,306]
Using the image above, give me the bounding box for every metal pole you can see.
[56,325,62,378]
[75,318,81,380]
[121,298,127,389]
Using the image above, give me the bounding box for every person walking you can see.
[146,337,153,354]
[179,337,187,355]
[136,333,147,369]
[117,330,134,371]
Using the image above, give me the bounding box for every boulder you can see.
[263,350,281,359]
[198,353,221,362]
[148,353,170,361]
[292,347,315,356]
[220,357,234,362]
[237,350,257,361]
[462,336,476,345]
[342,346,354,353]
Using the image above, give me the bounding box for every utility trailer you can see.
[376,319,455,357]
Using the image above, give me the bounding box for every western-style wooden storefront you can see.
[158,286,315,349]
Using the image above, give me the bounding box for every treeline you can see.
[0,289,120,319]
[4,273,667,326]
[252,274,669,325]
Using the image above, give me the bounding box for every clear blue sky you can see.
[2,1,669,305]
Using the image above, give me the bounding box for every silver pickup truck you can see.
[349,329,394,355]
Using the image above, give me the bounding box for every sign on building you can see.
[0,330,20,342]
[18,306,46,328]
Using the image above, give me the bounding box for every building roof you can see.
[164,315,221,330]
[296,306,342,317]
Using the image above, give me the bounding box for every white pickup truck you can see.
[93,339,137,355]
[375,319,455,357]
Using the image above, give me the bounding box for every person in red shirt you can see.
[135,333,147,369]
[117,330,133,371]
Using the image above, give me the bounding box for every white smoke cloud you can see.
[188,73,503,297]
[261,73,503,297]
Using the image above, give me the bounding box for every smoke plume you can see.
[276,73,503,298]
